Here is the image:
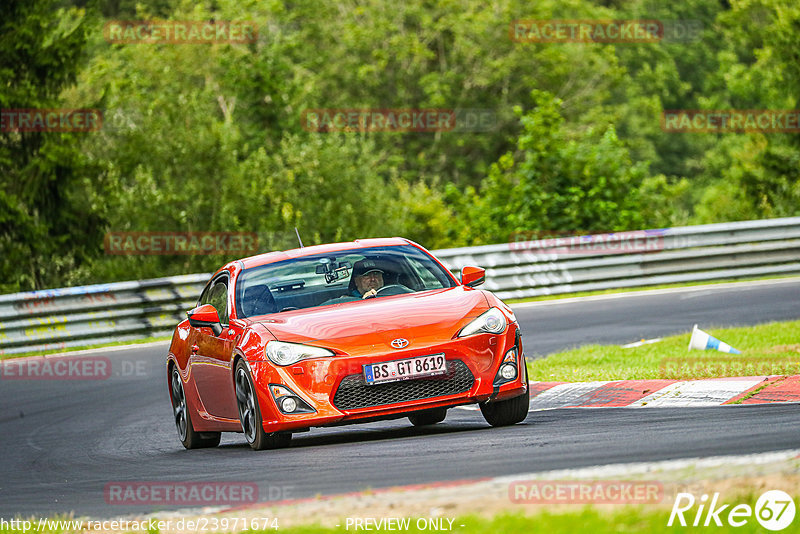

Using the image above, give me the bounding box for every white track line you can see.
[528,381,612,410]
[630,377,766,407]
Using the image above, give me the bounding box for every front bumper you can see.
[248,325,528,432]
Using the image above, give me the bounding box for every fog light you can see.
[500,363,517,380]
[268,383,315,414]
[281,397,298,413]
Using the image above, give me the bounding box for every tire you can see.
[479,360,530,427]
[408,407,447,426]
[234,360,292,451]
[170,366,221,449]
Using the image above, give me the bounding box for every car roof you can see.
[236,237,413,270]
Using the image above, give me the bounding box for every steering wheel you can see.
[374,284,414,297]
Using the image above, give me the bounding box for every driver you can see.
[349,259,385,299]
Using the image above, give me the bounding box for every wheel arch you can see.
[166,354,179,405]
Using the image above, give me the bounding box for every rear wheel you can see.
[170,366,221,449]
[479,360,530,427]
[408,407,447,426]
[234,360,292,450]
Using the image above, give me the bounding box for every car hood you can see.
[253,286,489,355]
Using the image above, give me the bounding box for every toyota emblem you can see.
[391,338,409,349]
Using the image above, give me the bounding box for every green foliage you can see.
[457,91,670,245]
[0,0,104,292]
[2,0,799,290]
[690,0,800,222]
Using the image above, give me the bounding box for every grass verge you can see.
[527,319,800,382]
[4,455,797,534]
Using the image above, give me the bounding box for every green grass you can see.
[0,335,171,361]
[505,274,799,304]
[527,319,800,382]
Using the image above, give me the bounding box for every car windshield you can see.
[235,245,457,317]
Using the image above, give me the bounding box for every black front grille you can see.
[332,360,474,411]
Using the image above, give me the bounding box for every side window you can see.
[408,257,444,289]
[206,278,229,325]
[198,284,212,306]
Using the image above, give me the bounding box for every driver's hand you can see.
[362,289,377,299]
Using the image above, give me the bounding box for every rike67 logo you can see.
[669,490,796,530]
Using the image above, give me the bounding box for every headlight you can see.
[265,341,335,366]
[457,307,507,337]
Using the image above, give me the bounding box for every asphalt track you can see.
[1,278,799,518]
[514,278,800,356]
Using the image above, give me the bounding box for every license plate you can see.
[364,354,447,385]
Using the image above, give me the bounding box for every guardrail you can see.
[0,275,207,355]
[435,217,800,300]
[2,217,800,355]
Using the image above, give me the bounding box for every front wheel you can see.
[170,366,221,449]
[234,360,292,450]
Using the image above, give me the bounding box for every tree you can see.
[457,90,677,245]
[692,0,800,222]
[0,0,104,292]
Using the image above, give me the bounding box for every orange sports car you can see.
[167,238,529,450]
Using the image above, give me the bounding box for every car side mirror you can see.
[461,266,485,288]
[187,304,223,336]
